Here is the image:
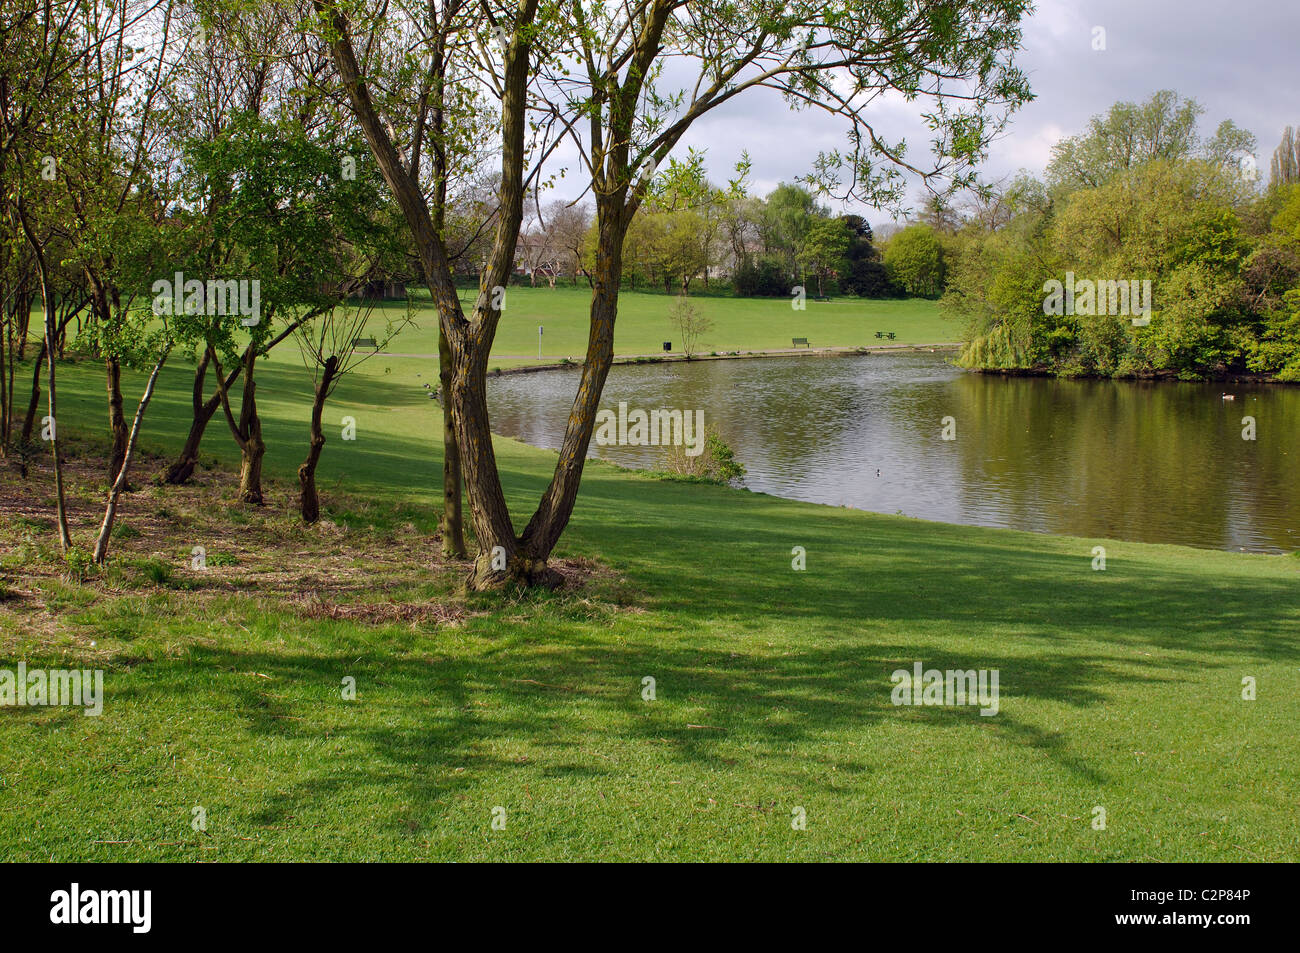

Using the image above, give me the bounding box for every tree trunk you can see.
[438,326,466,557]
[106,354,128,483]
[0,311,8,456]
[16,294,31,361]
[21,336,45,449]
[93,350,168,563]
[239,427,265,505]
[518,204,628,566]
[446,333,530,588]
[298,355,337,523]
[319,0,536,586]
[165,349,219,485]
[212,345,265,505]
[235,348,265,504]
[20,235,72,549]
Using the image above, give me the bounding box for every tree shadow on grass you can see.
[89,624,1195,836]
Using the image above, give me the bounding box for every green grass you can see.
[1,302,1297,861]
[359,285,954,370]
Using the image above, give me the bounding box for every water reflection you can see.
[487,353,1299,552]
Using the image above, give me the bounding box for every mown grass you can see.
[0,301,1297,861]
[358,284,954,370]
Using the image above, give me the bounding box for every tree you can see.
[509,0,1030,586]
[185,109,386,504]
[885,224,945,296]
[1047,91,1255,192]
[293,297,412,522]
[799,217,851,297]
[761,183,818,281]
[542,200,592,285]
[317,0,1032,588]
[1269,126,1299,190]
[839,214,896,297]
[92,322,173,564]
[667,293,713,358]
[159,2,292,486]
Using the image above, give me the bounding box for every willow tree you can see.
[316,0,1032,589]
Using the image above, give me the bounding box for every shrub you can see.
[662,427,747,485]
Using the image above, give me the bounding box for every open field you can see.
[1,340,1297,861]
[361,286,956,369]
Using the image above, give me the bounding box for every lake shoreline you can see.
[486,349,1299,554]
[966,365,1300,386]
[484,342,965,378]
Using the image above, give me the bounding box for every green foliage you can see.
[703,430,746,484]
[946,94,1299,379]
[62,547,95,582]
[662,427,746,485]
[798,218,852,295]
[732,258,792,297]
[884,224,946,297]
[1046,90,1254,192]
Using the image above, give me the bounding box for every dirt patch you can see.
[0,437,632,638]
[288,592,468,626]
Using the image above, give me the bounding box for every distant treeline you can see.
[935,91,1300,382]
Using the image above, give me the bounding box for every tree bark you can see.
[212,345,265,505]
[438,325,465,557]
[164,348,231,485]
[18,208,72,549]
[0,309,8,455]
[320,0,550,588]
[297,355,338,523]
[16,294,31,361]
[20,336,45,450]
[520,202,628,564]
[235,349,265,505]
[106,354,128,483]
[93,349,168,563]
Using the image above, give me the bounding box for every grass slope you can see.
[0,341,1297,862]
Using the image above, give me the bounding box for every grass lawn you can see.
[362,285,955,370]
[0,344,1297,862]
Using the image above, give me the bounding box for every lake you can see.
[487,351,1299,553]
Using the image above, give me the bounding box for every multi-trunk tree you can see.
[312,0,1031,588]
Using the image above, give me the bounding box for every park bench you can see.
[792,337,810,348]
[874,331,897,341]
[353,337,379,350]
[813,295,830,302]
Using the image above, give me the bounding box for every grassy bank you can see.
[0,342,1297,862]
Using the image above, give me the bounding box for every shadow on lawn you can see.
[95,616,1223,834]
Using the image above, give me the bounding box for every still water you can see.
[487,352,1299,552]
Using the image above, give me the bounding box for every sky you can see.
[612,0,1300,228]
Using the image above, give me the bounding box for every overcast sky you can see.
[623,0,1300,228]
